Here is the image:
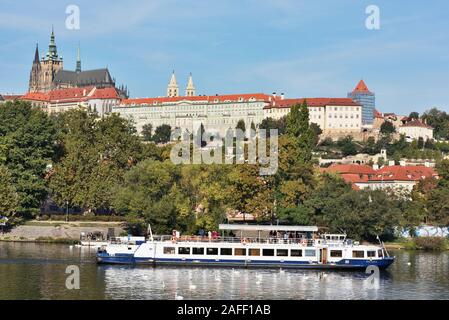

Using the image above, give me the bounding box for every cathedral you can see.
[28,28,128,98]
[166,71,196,97]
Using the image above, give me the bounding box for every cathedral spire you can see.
[185,72,195,97]
[76,43,81,73]
[167,70,179,97]
[33,43,40,63]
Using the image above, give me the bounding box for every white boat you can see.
[96,224,394,270]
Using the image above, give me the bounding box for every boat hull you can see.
[96,253,395,270]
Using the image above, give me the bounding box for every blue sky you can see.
[1,0,448,114]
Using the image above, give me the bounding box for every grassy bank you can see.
[0,237,80,245]
[386,237,449,251]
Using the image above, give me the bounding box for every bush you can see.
[413,237,447,251]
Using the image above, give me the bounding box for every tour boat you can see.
[96,224,395,270]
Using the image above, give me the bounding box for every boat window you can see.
[234,248,247,256]
[163,247,175,255]
[277,249,288,257]
[220,248,232,255]
[249,249,260,256]
[206,248,219,255]
[291,249,302,257]
[330,250,343,258]
[305,249,316,257]
[192,247,204,255]
[378,249,383,258]
[178,247,191,255]
[262,249,275,256]
[352,250,365,258]
[367,251,376,258]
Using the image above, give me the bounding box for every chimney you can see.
[373,164,379,170]
[425,161,430,168]
[388,160,395,166]
[399,160,406,166]
[281,93,285,100]
[83,89,86,96]
[272,92,276,97]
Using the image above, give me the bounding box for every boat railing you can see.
[158,235,320,246]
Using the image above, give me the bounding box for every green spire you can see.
[46,25,59,60]
[76,43,81,73]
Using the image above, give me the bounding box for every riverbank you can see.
[0,220,125,244]
[385,237,449,251]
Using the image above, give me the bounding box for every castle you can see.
[28,28,128,98]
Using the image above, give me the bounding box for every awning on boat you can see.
[218,224,318,232]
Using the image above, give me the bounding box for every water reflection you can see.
[1,242,449,300]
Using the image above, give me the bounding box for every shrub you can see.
[413,237,447,251]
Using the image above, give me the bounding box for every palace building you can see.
[28,28,128,98]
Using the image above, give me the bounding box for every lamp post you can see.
[66,201,69,222]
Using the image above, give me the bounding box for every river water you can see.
[0,242,448,300]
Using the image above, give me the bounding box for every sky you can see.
[0,0,448,114]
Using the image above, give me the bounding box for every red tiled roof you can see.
[21,87,120,104]
[323,164,377,175]
[373,165,437,182]
[121,93,272,106]
[400,119,433,129]
[352,80,371,93]
[265,98,360,110]
[1,94,23,101]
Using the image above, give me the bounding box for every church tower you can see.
[28,44,41,92]
[185,73,195,97]
[167,71,179,97]
[39,27,63,92]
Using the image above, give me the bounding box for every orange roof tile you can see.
[352,80,371,93]
[400,119,433,129]
[265,98,360,110]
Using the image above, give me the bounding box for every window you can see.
[192,247,204,255]
[178,247,191,255]
[221,248,233,256]
[377,249,383,258]
[330,250,343,258]
[305,249,316,257]
[163,247,175,254]
[277,249,288,257]
[249,249,260,256]
[234,248,246,256]
[352,251,365,258]
[367,251,376,258]
[206,248,218,255]
[291,249,302,257]
[262,249,275,256]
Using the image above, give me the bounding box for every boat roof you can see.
[219,224,318,232]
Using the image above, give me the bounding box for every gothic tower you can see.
[185,73,195,97]
[167,71,179,97]
[28,44,41,92]
[38,27,63,92]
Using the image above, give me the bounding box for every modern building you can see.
[348,80,375,126]
[398,119,434,142]
[21,86,121,117]
[28,28,128,98]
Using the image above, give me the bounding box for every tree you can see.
[236,119,246,133]
[141,124,153,141]
[422,108,449,140]
[286,101,315,163]
[49,110,142,214]
[409,112,420,120]
[310,123,323,146]
[337,136,358,156]
[0,165,19,217]
[0,101,57,216]
[151,124,172,144]
[259,116,286,136]
[380,121,396,135]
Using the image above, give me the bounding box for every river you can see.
[0,242,448,300]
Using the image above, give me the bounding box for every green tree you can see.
[422,108,449,140]
[0,165,19,217]
[380,121,396,135]
[141,123,153,141]
[151,124,172,144]
[337,136,358,156]
[409,112,420,119]
[236,119,246,133]
[0,101,57,216]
